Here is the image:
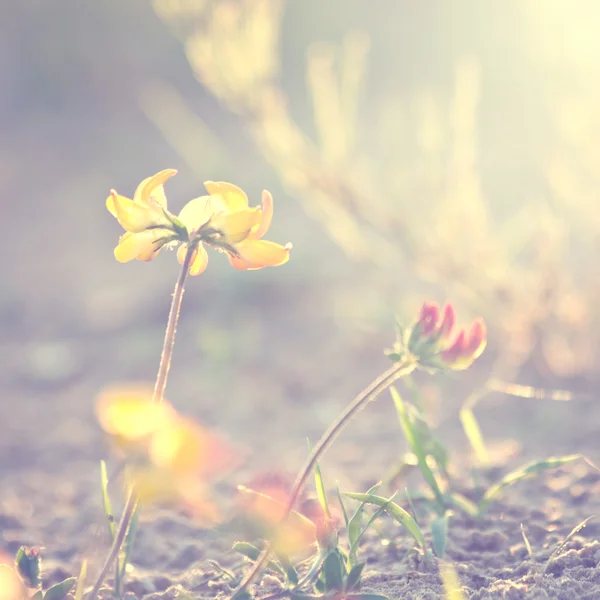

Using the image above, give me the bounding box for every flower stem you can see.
[231,360,416,598]
[88,245,196,600]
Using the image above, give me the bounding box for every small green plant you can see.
[12,546,76,600]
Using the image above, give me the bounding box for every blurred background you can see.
[3,0,600,575]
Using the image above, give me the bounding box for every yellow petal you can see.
[189,245,209,275]
[0,564,27,600]
[114,231,162,262]
[204,181,249,212]
[149,418,210,475]
[211,208,262,243]
[109,191,168,233]
[96,386,176,440]
[251,189,274,240]
[178,196,214,233]
[229,240,291,270]
[133,169,178,207]
[106,190,125,218]
[177,243,209,276]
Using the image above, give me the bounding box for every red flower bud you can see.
[419,302,440,335]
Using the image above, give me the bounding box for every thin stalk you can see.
[231,360,415,598]
[88,244,196,600]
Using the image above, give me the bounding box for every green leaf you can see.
[431,514,449,558]
[479,454,582,512]
[276,551,299,586]
[344,492,426,550]
[390,387,445,513]
[232,542,284,577]
[346,562,365,591]
[322,550,344,592]
[30,592,43,600]
[43,577,76,600]
[347,482,381,554]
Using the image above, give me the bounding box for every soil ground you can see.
[2,270,600,599]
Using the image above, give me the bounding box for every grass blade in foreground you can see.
[390,386,446,513]
[479,454,582,513]
[344,492,426,551]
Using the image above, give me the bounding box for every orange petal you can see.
[133,169,178,207]
[211,208,262,243]
[178,196,213,233]
[251,189,274,240]
[114,231,162,262]
[228,240,291,270]
[204,181,249,212]
[178,243,209,275]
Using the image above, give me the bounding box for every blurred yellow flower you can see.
[107,172,291,275]
[96,386,238,519]
[0,564,26,600]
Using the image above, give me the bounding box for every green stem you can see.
[231,360,416,598]
[88,244,195,600]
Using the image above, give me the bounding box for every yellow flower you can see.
[106,169,183,263]
[96,386,238,519]
[176,181,291,275]
[107,173,291,275]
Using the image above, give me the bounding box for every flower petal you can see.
[178,243,209,276]
[96,386,176,440]
[133,169,178,207]
[178,196,214,233]
[228,240,291,270]
[251,189,274,240]
[211,208,262,243]
[109,190,170,233]
[114,231,162,262]
[204,181,249,212]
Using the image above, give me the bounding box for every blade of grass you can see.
[118,503,140,583]
[74,561,87,600]
[335,484,349,528]
[390,387,446,513]
[479,454,582,513]
[347,482,381,565]
[544,516,595,571]
[459,405,489,465]
[344,492,426,551]
[99,460,120,595]
[350,491,399,560]
[520,524,533,561]
[307,440,331,520]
